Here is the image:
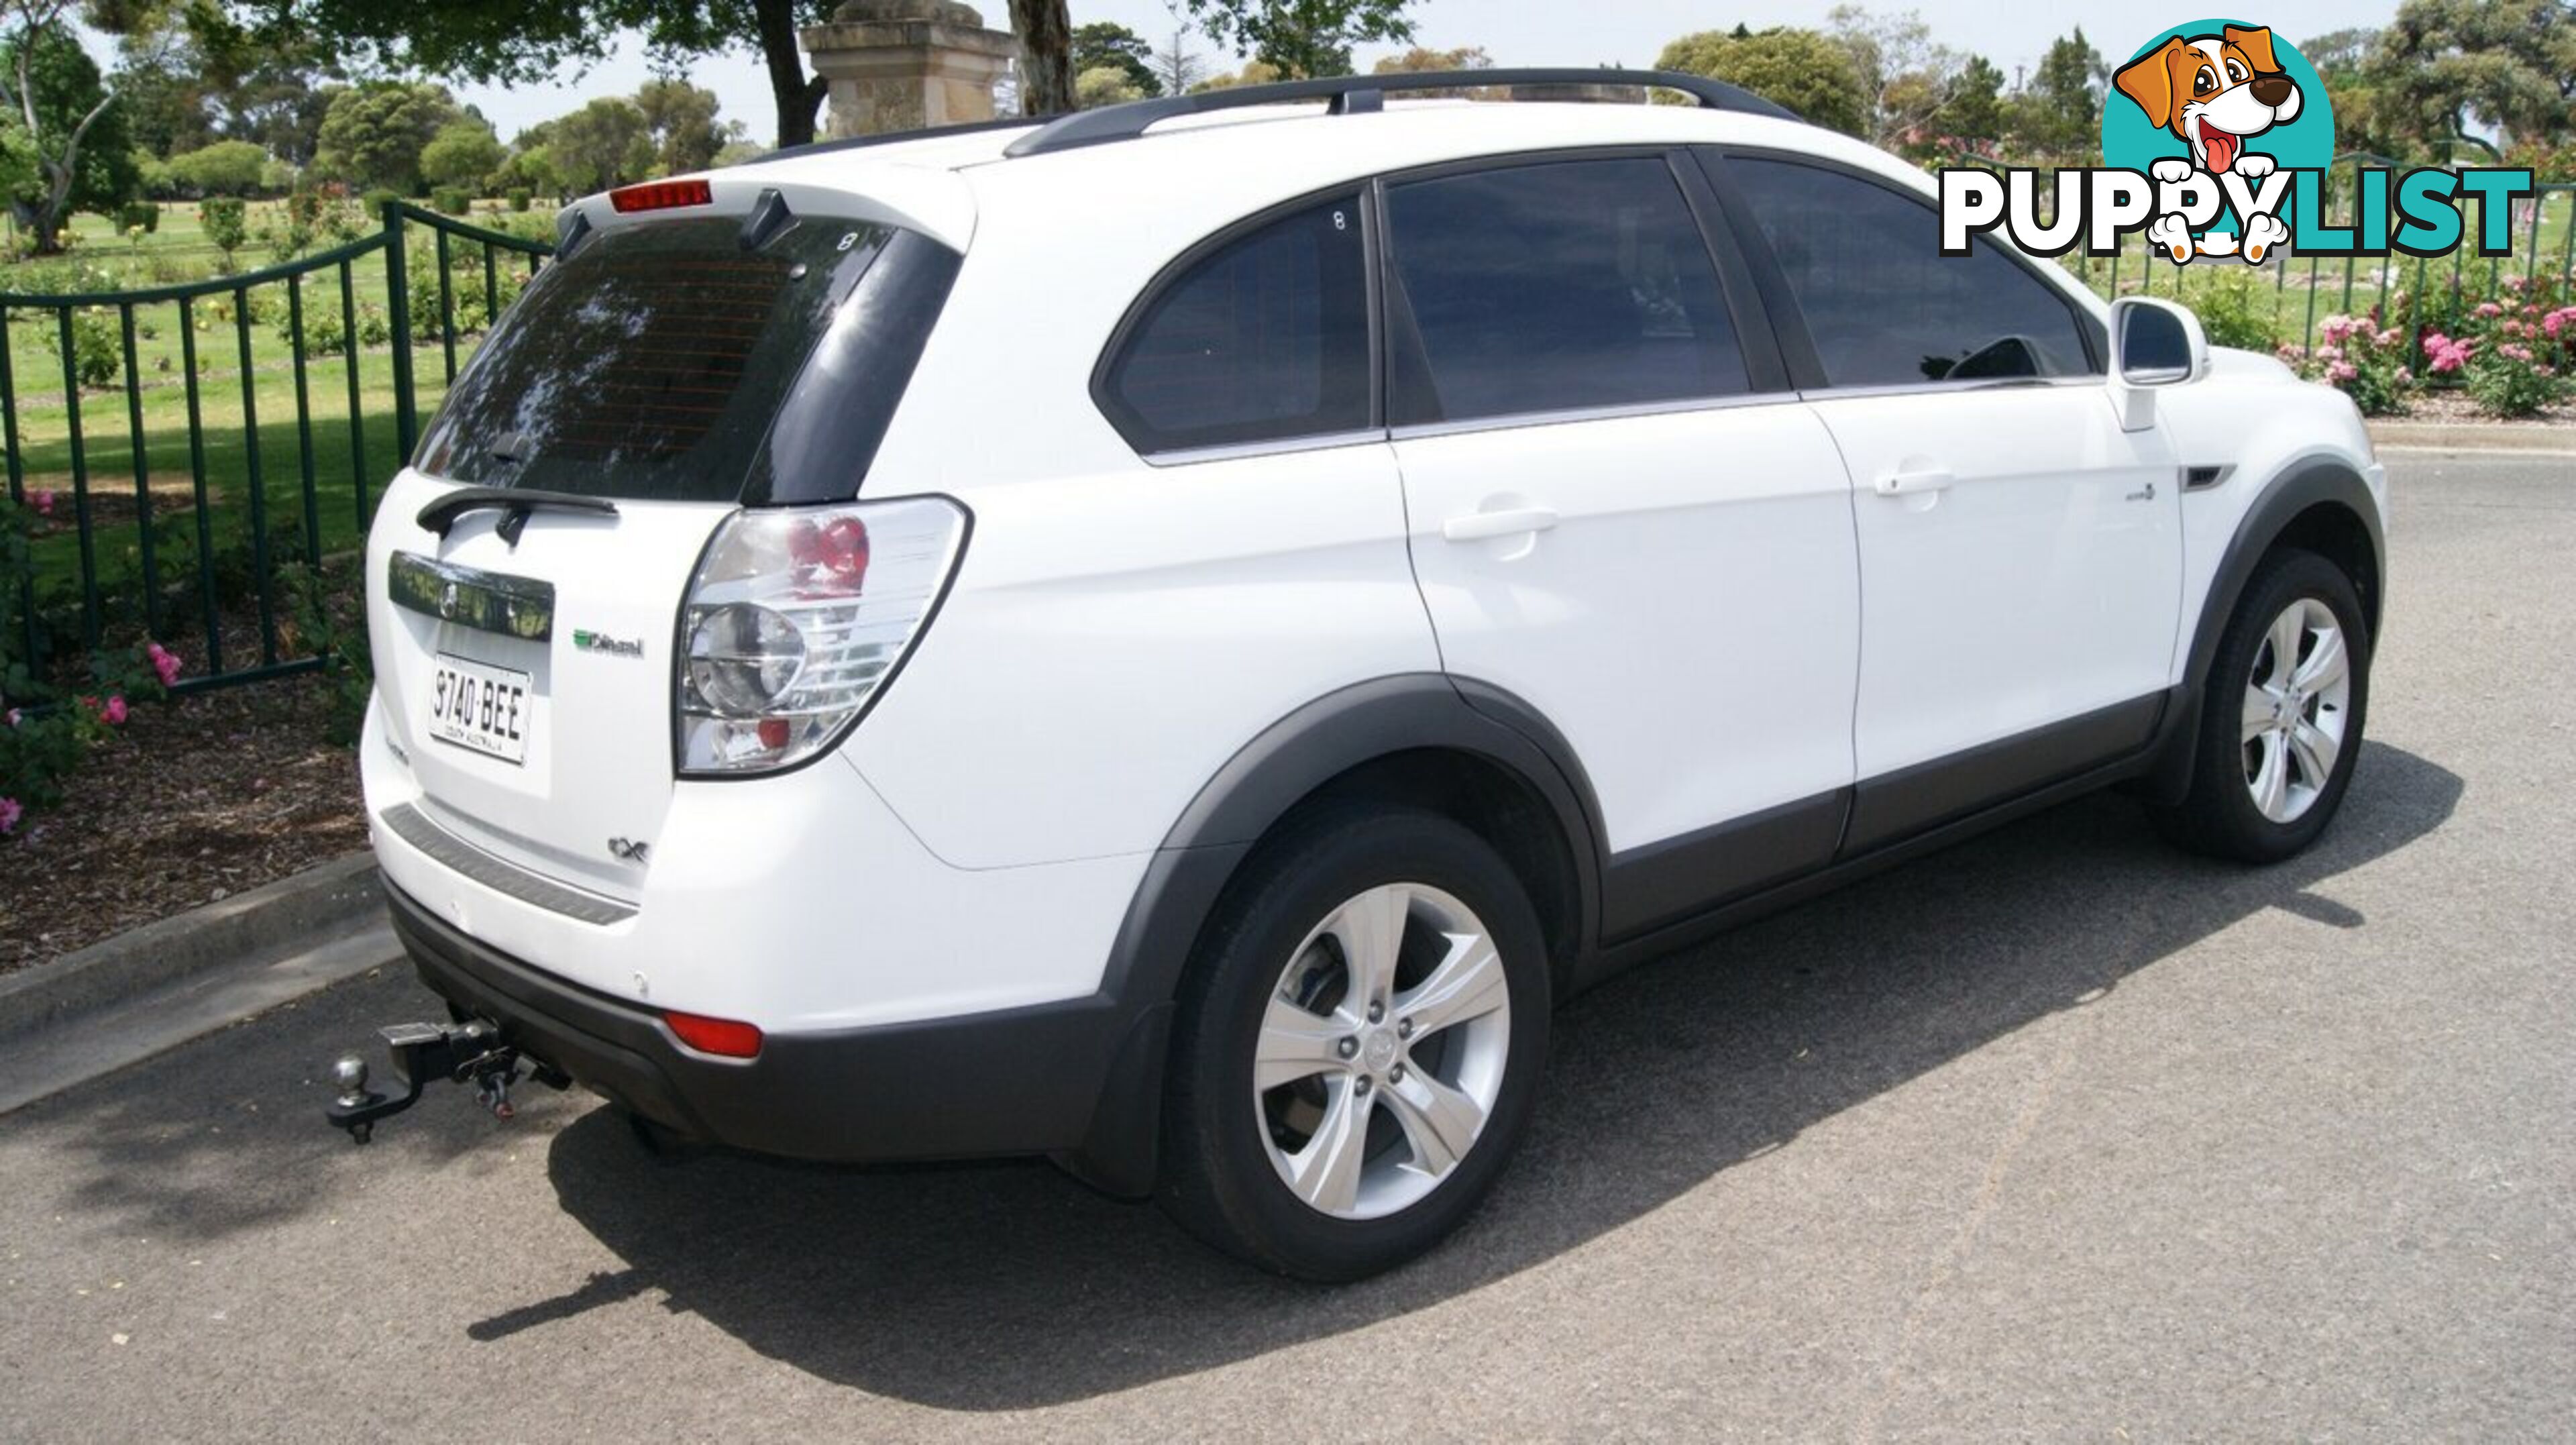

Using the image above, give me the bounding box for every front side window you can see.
[1383,158,1750,425]
[1725,157,2098,388]
[1100,192,1373,453]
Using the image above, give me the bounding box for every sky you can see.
[105,0,2406,145]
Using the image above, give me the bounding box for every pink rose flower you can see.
[32,490,54,516]
[101,694,127,726]
[0,798,19,835]
[2476,301,2504,318]
[146,642,182,687]
[2328,360,2359,384]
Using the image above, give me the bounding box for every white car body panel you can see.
[1393,403,1860,851]
[1813,384,2184,778]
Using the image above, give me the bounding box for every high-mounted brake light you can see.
[665,1010,763,1059]
[676,496,969,775]
[610,178,714,213]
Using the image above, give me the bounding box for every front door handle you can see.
[1876,467,1955,496]
[1442,506,1560,542]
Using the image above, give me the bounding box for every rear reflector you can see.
[665,1010,763,1059]
[610,178,714,213]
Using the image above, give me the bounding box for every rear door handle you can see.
[1876,468,1955,496]
[1442,507,1560,542]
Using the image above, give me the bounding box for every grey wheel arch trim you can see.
[1059,674,1607,1199]
[2145,455,2385,805]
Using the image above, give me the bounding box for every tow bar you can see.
[325,1020,570,1143]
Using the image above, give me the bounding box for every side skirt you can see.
[1582,688,2183,985]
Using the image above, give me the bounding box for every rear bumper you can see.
[387,882,1167,1173]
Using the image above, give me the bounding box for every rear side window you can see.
[1383,158,1748,425]
[1725,158,2097,387]
[415,215,918,502]
[1099,192,1373,453]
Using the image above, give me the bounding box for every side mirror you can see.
[2108,296,2209,431]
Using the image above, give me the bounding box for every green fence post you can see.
[385,201,418,461]
[435,224,458,384]
[54,307,100,652]
[178,297,222,677]
[287,272,321,574]
[0,303,38,676]
[339,258,368,531]
[234,286,275,666]
[118,303,159,639]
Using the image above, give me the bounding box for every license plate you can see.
[425,654,534,765]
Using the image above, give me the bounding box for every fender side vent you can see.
[2184,465,2229,490]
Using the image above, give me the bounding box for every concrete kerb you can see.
[2367,421,2576,455]
[0,851,386,1040]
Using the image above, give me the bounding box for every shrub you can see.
[507,188,532,212]
[2463,345,2569,417]
[46,307,121,390]
[201,197,248,268]
[431,186,473,215]
[167,139,270,197]
[2182,268,2284,353]
[2287,314,2411,416]
[117,200,160,233]
[360,186,402,217]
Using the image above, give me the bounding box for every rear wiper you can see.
[417,487,619,543]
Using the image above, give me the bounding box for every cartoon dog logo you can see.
[2114,24,2303,262]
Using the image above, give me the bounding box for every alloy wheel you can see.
[2241,597,2351,824]
[1252,882,1513,1220]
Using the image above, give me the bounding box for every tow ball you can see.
[325,1020,570,1143]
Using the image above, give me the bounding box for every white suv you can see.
[347,70,2387,1279]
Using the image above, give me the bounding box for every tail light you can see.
[676,496,967,775]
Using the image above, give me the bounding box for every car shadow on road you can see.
[510,743,2460,1409]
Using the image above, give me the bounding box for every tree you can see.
[545,97,652,193]
[635,76,727,174]
[1372,44,1490,72]
[167,137,270,194]
[221,0,841,148]
[1943,55,2004,150]
[1152,1,1209,95]
[1008,0,1075,115]
[1076,65,1144,109]
[1075,20,1160,97]
[2370,0,2576,148]
[315,81,458,195]
[1191,58,1284,93]
[1829,5,1966,148]
[1185,0,1417,79]
[1656,27,1869,137]
[0,3,138,254]
[419,117,504,191]
[2004,27,2104,160]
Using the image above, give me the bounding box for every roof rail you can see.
[1003,68,1800,159]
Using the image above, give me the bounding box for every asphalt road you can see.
[3,451,2569,1441]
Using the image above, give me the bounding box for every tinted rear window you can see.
[1098,191,1373,453]
[415,215,898,502]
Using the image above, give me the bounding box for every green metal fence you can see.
[1,202,552,694]
[2044,159,2576,368]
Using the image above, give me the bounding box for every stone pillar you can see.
[800,0,1020,140]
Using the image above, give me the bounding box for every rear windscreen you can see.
[414,215,896,502]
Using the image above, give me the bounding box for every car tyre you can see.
[1159,803,1550,1281]
[2153,547,2371,863]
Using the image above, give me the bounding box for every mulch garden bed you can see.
[0,674,365,972]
